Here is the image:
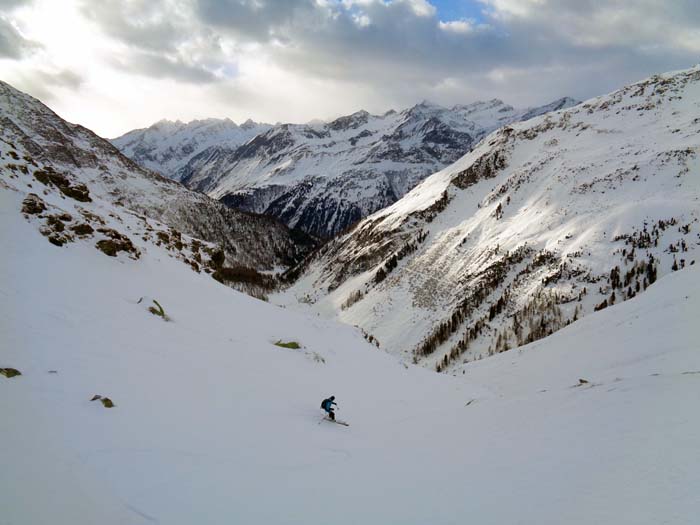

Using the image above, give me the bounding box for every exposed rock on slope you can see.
[279,67,700,371]
[0,80,316,294]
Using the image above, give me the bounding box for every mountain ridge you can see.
[111,116,272,178]
[113,96,579,237]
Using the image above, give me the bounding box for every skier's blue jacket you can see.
[321,398,336,412]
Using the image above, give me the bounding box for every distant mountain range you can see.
[112,117,272,178]
[113,97,578,237]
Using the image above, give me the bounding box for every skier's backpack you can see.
[320,400,326,410]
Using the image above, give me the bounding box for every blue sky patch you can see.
[430,0,485,23]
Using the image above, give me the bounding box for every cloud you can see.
[10,68,84,102]
[195,0,317,42]
[74,0,700,102]
[37,69,83,89]
[438,19,478,34]
[0,0,32,8]
[0,16,41,59]
[81,0,184,53]
[80,0,225,84]
[480,0,700,54]
[249,0,699,107]
[111,50,219,83]
[5,0,699,137]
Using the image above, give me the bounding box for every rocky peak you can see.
[327,110,371,131]
[241,118,259,130]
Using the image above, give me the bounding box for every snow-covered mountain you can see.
[0,81,316,296]
[2,156,699,523]
[111,117,271,177]
[115,97,577,238]
[278,67,700,371]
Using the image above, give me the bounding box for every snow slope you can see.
[280,66,700,371]
[2,182,699,524]
[115,98,577,237]
[111,117,271,177]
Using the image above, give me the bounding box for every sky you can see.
[0,0,698,138]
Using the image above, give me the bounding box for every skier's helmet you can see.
[330,396,335,400]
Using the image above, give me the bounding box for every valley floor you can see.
[2,188,699,524]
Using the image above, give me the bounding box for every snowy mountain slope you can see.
[278,67,700,371]
[2,180,699,524]
[116,97,577,238]
[0,80,316,283]
[111,117,271,176]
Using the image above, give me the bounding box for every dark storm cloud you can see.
[0,16,40,59]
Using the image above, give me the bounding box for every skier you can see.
[320,395,337,421]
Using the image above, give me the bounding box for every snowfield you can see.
[2,182,699,524]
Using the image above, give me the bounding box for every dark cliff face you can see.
[327,110,371,131]
[421,120,475,156]
[232,127,298,162]
[220,169,423,239]
[179,145,237,190]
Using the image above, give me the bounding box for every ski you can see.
[323,416,349,426]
